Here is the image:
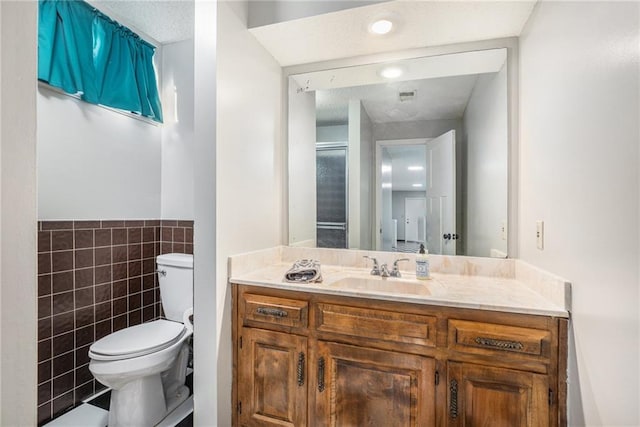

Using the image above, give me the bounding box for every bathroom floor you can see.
[43,373,193,427]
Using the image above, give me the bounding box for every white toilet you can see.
[89,253,194,427]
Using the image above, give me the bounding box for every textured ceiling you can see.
[92,0,194,44]
[310,48,506,125]
[316,73,480,125]
[250,0,537,66]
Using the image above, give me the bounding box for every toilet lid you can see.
[90,320,185,359]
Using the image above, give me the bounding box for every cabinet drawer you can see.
[317,303,436,347]
[448,319,551,359]
[242,294,308,329]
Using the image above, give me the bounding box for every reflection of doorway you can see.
[375,139,428,251]
[316,143,348,248]
[405,197,426,242]
[375,132,456,254]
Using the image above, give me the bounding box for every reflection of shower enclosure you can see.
[316,143,348,248]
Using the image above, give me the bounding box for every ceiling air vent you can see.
[398,90,417,102]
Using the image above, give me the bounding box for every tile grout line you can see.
[38,220,193,425]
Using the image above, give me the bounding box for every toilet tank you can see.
[156,253,193,322]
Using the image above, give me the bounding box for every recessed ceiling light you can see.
[380,66,403,79]
[369,19,393,35]
[381,165,392,173]
[408,166,424,171]
[382,182,393,189]
[412,183,423,188]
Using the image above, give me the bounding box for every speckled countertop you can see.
[229,246,571,318]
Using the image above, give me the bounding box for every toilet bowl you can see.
[89,253,193,427]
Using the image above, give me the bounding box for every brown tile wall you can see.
[37,219,194,425]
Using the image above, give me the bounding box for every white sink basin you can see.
[327,276,432,296]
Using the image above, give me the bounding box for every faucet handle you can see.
[390,258,410,277]
[363,256,380,275]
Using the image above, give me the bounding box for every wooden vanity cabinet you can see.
[237,328,308,426]
[446,362,549,427]
[232,284,567,427]
[313,341,436,427]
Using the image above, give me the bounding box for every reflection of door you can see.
[426,130,456,255]
[375,139,429,252]
[405,198,426,242]
[316,144,348,248]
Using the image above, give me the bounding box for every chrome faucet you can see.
[390,258,409,277]
[379,263,390,278]
[364,256,399,278]
[363,256,380,276]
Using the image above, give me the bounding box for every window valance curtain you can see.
[38,0,163,123]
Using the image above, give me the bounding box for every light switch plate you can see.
[536,220,544,250]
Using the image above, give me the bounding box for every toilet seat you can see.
[89,320,186,361]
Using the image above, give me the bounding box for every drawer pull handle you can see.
[449,379,458,419]
[297,352,305,386]
[256,307,289,318]
[318,357,325,392]
[475,336,524,351]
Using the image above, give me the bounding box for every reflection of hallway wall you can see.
[317,124,347,142]
[357,103,374,250]
[392,191,426,241]
[462,64,508,257]
[373,119,464,250]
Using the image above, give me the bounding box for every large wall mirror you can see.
[288,48,509,258]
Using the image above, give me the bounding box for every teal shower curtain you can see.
[38,0,163,123]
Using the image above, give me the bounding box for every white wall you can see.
[359,103,373,250]
[161,39,195,220]
[317,124,347,142]
[288,78,316,246]
[216,1,284,425]
[519,2,639,425]
[347,99,361,248]
[193,0,218,425]
[37,90,162,219]
[38,40,196,222]
[462,65,508,258]
[0,1,37,425]
[37,2,195,222]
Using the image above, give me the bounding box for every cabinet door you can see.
[314,341,436,427]
[238,328,307,427]
[447,362,549,427]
